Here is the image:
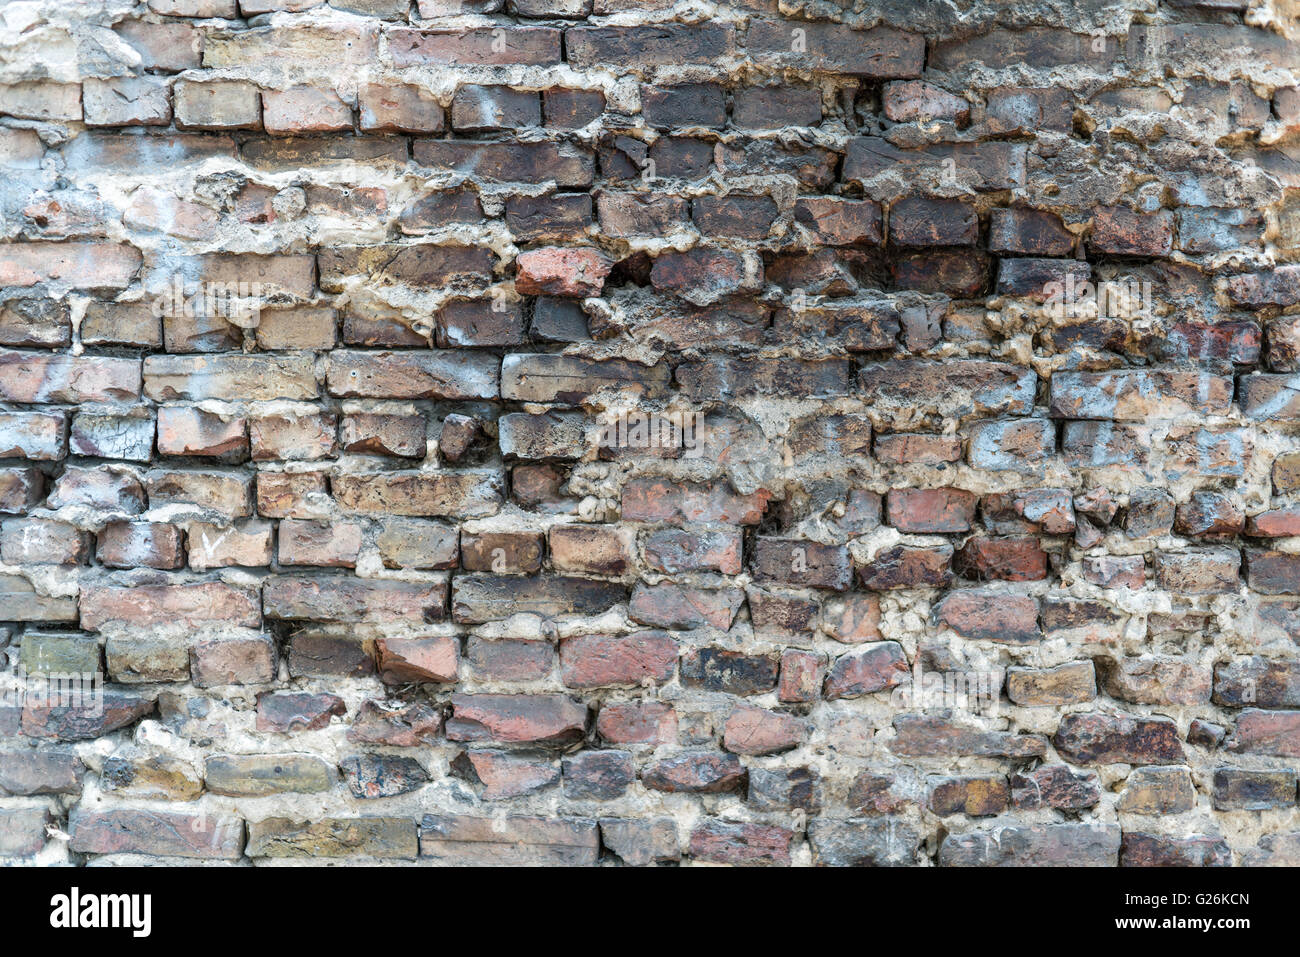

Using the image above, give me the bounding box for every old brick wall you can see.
[0,0,1298,867]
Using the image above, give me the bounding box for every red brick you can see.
[858,544,954,589]
[414,141,593,187]
[886,487,976,533]
[0,468,42,514]
[560,749,633,799]
[451,750,558,802]
[1006,662,1096,706]
[256,691,346,732]
[157,407,247,459]
[621,477,770,525]
[929,776,1009,817]
[560,631,679,690]
[677,358,851,400]
[629,582,743,630]
[934,592,1040,644]
[861,359,1036,421]
[464,636,553,683]
[692,195,777,239]
[447,694,586,746]
[501,354,668,404]
[83,76,171,126]
[333,471,503,518]
[733,85,822,127]
[643,527,742,575]
[889,197,978,246]
[1054,712,1185,764]
[822,594,883,643]
[779,650,827,703]
[70,809,243,860]
[1174,491,1244,539]
[1227,709,1300,757]
[543,87,605,128]
[568,24,734,67]
[191,635,276,688]
[98,522,184,570]
[989,207,1074,255]
[1082,555,1145,589]
[452,574,626,624]
[348,699,440,747]
[549,524,636,576]
[0,519,88,565]
[187,520,273,569]
[874,433,962,465]
[360,82,444,132]
[747,21,921,76]
[390,27,561,66]
[21,690,154,741]
[1247,507,1300,537]
[81,581,260,631]
[955,537,1049,582]
[1155,548,1241,594]
[891,715,1046,758]
[0,81,81,121]
[249,414,337,462]
[257,471,326,519]
[460,531,543,574]
[690,820,793,866]
[174,79,261,130]
[591,703,673,749]
[844,138,1026,191]
[1091,206,1174,256]
[792,197,882,245]
[340,413,426,458]
[824,642,909,699]
[376,636,458,685]
[751,538,852,590]
[883,79,969,123]
[265,576,447,623]
[278,519,362,567]
[642,752,744,793]
[516,246,612,297]
[114,19,202,71]
[0,351,140,403]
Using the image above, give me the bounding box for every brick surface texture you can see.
[0,0,1298,868]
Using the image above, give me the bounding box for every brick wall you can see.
[0,0,1298,866]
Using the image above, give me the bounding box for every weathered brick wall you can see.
[0,0,1298,867]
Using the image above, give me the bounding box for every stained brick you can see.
[265,576,447,624]
[886,487,976,533]
[747,22,922,76]
[1054,712,1185,765]
[333,471,503,518]
[419,814,595,865]
[359,82,444,133]
[413,141,593,187]
[1091,206,1174,256]
[889,197,978,246]
[567,24,734,67]
[942,824,1120,867]
[70,809,244,860]
[447,693,586,746]
[390,27,561,66]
